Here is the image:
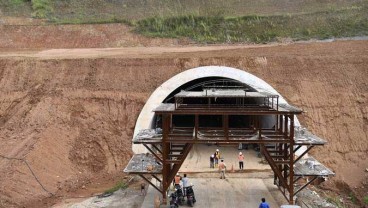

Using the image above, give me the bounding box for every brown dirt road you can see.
[0,40,367,207]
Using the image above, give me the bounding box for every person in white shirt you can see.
[182,173,190,196]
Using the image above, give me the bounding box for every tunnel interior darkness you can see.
[153,77,275,129]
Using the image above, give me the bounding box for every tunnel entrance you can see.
[132,66,297,154]
[125,66,334,205]
[153,77,275,137]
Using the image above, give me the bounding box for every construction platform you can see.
[125,88,334,204]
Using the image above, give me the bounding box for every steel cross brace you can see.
[151,174,162,183]
[138,174,163,194]
[294,176,318,196]
[294,145,314,163]
[143,144,163,163]
[261,144,290,190]
[151,144,163,155]
[166,143,194,186]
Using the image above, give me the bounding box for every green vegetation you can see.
[348,192,357,204]
[327,196,346,208]
[0,0,367,43]
[31,0,53,18]
[0,0,28,7]
[0,0,32,16]
[363,195,368,205]
[103,181,128,195]
[1,0,366,20]
[8,0,26,6]
[54,17,133,25]
[0,0,52,18]
[135,5,368,43]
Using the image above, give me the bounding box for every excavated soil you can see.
[0,38,367,207]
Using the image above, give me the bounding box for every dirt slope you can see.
[0,40,367,207]
[0,23,184,49]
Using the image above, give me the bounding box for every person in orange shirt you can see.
[238,152,244,170]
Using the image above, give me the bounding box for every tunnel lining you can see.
[133,66,300,154]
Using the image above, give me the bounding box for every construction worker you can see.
[182,173,189,196]
[219,159,226,179]
[259,198,270,208]
[214,149,221,168]
[140,183,146,196]
[238,152,244,170]
[210,154,215,168]
[173,173,182,190]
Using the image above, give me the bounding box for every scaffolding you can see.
[124,89,334,204]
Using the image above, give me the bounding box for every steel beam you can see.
[161,114,171,203]
[166,143,194,184]
[289,115,295,204]
[165,139,291,143]
[151,144,163,155]
[261,144,289,189]
[295,146,314,164]
[151,174,162,183]
[143,144,163,163]
[138,174,163,194]
[294,176,318,196]
[155,111,301,115]
[224,114,229,140]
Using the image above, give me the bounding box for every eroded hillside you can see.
[0,40,367,207]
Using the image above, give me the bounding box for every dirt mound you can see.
[0,83,146,207]
[0,40,367,207]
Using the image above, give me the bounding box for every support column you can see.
[195,114,199,140]
[283,115,289,191]
[279,115,284,133]
[251,115,255,130]
[256,116,263,155]
[161,114,171,204]
[223,114,229,140]
[284,115,288,137]
[289,115,295,204]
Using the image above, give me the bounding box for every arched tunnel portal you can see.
[133,66,300,153]
[124,66,335,205]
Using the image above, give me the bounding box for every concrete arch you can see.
[133,66,300,153]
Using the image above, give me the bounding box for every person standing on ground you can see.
[219,159,226,179]
[210,154,215,168]
[259,198,270,208]
[140,183,146,196]
[238,152,244,170]
[173,173,182,190]
[214,149,221,168]
[182,173,190,196]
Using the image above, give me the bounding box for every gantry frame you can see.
[124,89,334,204]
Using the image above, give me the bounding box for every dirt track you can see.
[0,40,367,207]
